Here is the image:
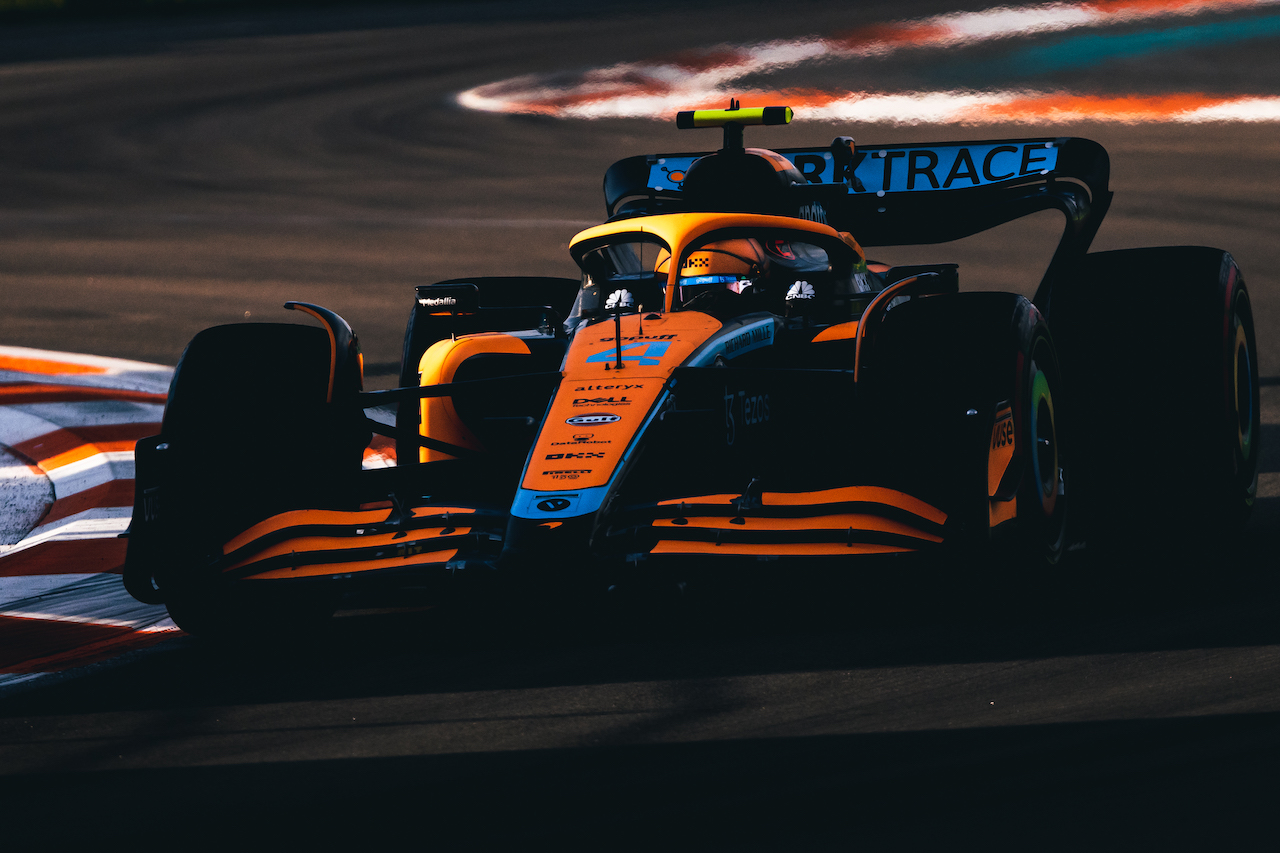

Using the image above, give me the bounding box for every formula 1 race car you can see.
[123,104,1260,633]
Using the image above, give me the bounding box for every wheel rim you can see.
[1028,364,1059,518]
[1233,317,1253,462]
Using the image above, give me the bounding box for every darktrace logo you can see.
[536,498,571,512]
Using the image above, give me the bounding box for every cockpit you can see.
[566,213,884,329]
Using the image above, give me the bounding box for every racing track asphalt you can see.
[3,1,1280,845]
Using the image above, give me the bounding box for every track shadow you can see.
[4,537,1280,714]
[1,709,1278,848]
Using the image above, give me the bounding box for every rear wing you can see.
[606,135,1109,241]
[603,135,1113,306]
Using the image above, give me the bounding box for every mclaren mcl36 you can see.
[123,104,1260,633]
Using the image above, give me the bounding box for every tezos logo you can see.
[536,498,571,512]
[567,414,620,425]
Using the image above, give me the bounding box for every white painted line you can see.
[1,401,164,434]
[0,369,172,396]
[0,406,73,448]
[0,507,132,556]
[44,451,135,497]
[0,572,172,630]
[0,574,98,608]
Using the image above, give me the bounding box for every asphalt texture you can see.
[3,1,1280,846]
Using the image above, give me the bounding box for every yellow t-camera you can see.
[675,106,793,129]
[675,102,793,150]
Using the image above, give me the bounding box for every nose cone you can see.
[500,513,598,574]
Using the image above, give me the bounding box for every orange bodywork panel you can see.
[653,513,942,543]
[811,320,860,344]
[221,505,477,580]
[520,311,721,492]
[988,405,1017,527]
[650,541,913,557]
[988,406,1016,496]
[656,485,947,526]
[228,528,471,571]
[223,506,476,554]
[419,333,532,462]
[988,496,1018,527]
[244,549,460,580]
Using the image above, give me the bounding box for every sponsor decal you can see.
[723,323,772,356]
[792,142,1058,193]
[573,433,593,441]
[605,289,635,311]
[536,498,572,512]
[545,452,606,460]
[644,143,1058,195]
[573,396,631,406]
[594,334,677,343]
[574,384,643,391]
[551,436,611,446]
[786,281,816,300]
[586,341,672,365]
[567,413,621,425]
[418,296,457,307]
[544,469,592,480]
[724,388,771,446]
[992,410,1014,449]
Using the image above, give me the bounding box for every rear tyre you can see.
[1050,247,1259,557]
[1008,329,1070,567]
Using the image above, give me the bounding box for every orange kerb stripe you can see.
[0,618,177,674]
[34,440,137,471]
[41,479,135,526]
[649,541,913,556]
[0,539,127,577]
[978,92,1233,121]
[244,549,458,579]
[11,423,160,468]
[0,355,108,376]
[653,513,943,542]
[0,383,166,405]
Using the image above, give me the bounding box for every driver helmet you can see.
[656,238,769,307]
